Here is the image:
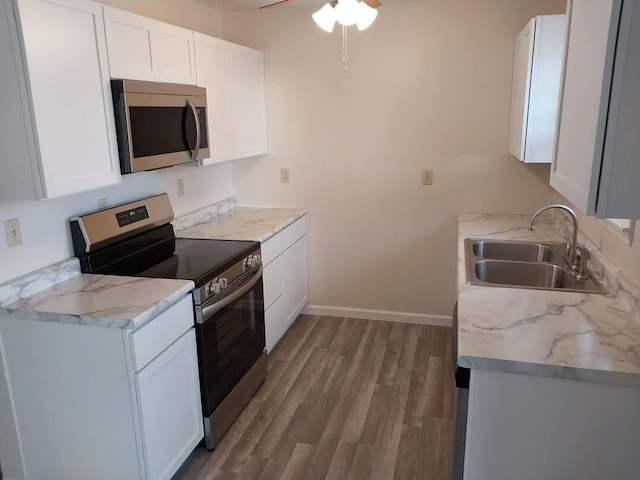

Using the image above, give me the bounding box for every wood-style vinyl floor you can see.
[174,315,455,480]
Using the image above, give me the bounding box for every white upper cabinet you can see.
[225,43,268,161]
[194,33,268,165]
[508,15,565,164]
[103,6,196,85]
[194,33,230,162]
[0,0,120,200]
[552,0,640,218]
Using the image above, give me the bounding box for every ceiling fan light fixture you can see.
[334,0,360,26]
[356,0,378,30]
[312,3,337,33]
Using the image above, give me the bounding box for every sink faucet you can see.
[529,204,579,271]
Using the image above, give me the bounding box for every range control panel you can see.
[115,205,149,227]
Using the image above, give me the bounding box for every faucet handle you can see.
[575,245,590,280]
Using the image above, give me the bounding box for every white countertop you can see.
[174,204,306,243]
[457,213,640,387]
[1,273,194,329]
[0,200,305,330]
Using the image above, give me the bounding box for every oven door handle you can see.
[198,266,263,324]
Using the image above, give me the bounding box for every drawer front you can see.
[262,254,283,310]
[130,295,194,371]
[261,216,306,266]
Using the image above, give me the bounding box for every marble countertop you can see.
[173,202,306,243]
[0,263,194,330]
[457,213,640,387]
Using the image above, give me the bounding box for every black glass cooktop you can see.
[138,237,259,286]
[78,224,258,287]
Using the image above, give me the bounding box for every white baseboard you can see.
[302,305,452,327]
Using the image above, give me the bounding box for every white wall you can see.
[0,164,232,284]
[222,0,565,318]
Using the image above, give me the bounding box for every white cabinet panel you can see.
[2,0,120,199]
[551,0,640,218]
[194,32,230,162]
[194,34,268,165]
[260,215,308,353]
[265,295,285,353]
[263,254,283,310]
[282,236,308,330]
[509,15,565,164]
[225,43,268,160]
[103,6,196,85]
[103,6,155,81]
[154,23,196,85]
[135,329,203,480]
[130,295,193,371]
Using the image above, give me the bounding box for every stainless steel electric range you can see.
[70,193,266,449]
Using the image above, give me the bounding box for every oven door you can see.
[194,267,265,417]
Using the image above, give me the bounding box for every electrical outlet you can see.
[177,178,185,197]
[422,169,434,186]
[4,218,22,248]
[97,198,108,210]
[281,168,290,184]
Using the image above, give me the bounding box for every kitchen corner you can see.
[455,211,640,479]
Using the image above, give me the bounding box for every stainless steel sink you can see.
[469,239,565,262]
[475,260,576,289]
[465,238,605,294]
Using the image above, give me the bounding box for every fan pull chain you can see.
[342,24,348,75]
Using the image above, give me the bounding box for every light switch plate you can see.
[281,168,290,184]
[4,218,22,248]
[177,178,185,197]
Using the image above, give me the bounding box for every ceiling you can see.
[197,0,322,12]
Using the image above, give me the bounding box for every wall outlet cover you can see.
[422,169,434,186]
[177,178,185,197]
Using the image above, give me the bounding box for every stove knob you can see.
[218,278,228,289]
[208,282,221,295]
[246,255,261,269]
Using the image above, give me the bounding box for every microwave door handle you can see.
[186,98,201,161]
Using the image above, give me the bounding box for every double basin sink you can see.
[465,239,604,294]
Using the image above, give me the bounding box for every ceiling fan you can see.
[259,0,381,9]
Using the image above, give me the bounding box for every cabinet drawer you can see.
[263,254,283,310]
[261,216,306,266]
[130,295,194,371]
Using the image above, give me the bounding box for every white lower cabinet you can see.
[135,329,202,480]
[262,216,309,353]
[0,295,203,480]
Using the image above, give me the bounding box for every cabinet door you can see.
[265,294,285,353]
[282,236,308,330]
[508,18,535,161]
[194,32,230,164]
[135,329,203,480]
[16,0,120,198]
[551,0,619,213]
[225,43,268,160]
[153,22,197,85]
[103,6,157,81]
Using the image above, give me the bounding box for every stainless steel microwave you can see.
[111,79,210,173]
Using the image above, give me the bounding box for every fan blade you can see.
[362,0,382,7]
[259,0,298,9]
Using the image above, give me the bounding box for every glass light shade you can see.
[312,3,337,33]
[334,0,359,26]
[356,1,378,30]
